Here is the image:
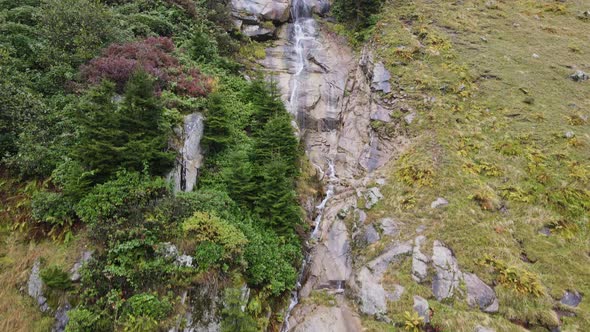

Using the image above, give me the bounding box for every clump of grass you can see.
[479,255,544,297]
[395,151,435,187]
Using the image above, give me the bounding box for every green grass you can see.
[365,0,590,330]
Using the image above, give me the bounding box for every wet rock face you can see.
[464,273,499,313]
[53,302,71,332]
[431,241,462,301]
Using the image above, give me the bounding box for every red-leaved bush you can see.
[81,37,211,97]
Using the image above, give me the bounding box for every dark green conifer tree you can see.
[333,0,384,29]
[202,93,232,154]
[73,80,124,183]
[253,114,299,177]
[254,159,301,233]
[118,70,174,176]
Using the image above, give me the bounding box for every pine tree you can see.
[73,80,125,183]
[254,159,301,233]
[333,0,384,29]
[118,70,174,176]
[247,78,286,135]
[223,149,258,209]
[202,93,232,154]
[253,114,299,177]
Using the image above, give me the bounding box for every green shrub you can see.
[194,241,225,271]
[122,293,172,321]
[182,212,247,259]
[31,191,75,227]
[40,265,73,291]
[65,308,110,332]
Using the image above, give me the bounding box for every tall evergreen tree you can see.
[254,159,301,233]
[73,80,125,183]
[333,0,384,29]
[202,93,232,154]
[119,70,174,176]
[247,78,286,135]
[223,149,258,208]
[253,114,300,177]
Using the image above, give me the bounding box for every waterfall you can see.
[282,1,342,330]
[288,0,318,129]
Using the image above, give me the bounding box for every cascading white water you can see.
[282,3,338,330]
[288,0,318,123]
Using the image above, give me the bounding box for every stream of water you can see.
[281,1,333,330]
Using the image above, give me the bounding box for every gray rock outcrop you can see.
[231,0,291,22]
[432,241,463,300]
[413,295,430,323]
[412,236,429,283]
[356,242,412,315]
[570,70,589,82]
[371,62,392,94]
[364,187,383,209]
[170,113,204,192]
[464,273,499,313]
[28,259,49,313]
[70,251,93,282]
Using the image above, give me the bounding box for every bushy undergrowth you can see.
[0,0,303,330]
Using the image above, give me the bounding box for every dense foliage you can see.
[1,0,303,330]
[332,0,384,30]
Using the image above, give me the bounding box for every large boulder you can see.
[231,0,291,23]
[431,241,462,300]
[464,273,499,313]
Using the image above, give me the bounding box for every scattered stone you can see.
[480,36,488,42]
[413,296,430,323]
[532,53,540,59]
[376,178,387,186]
[570,70,589,82]
[565,131,575,139]
[363,224,380,245]
[404,112,417,125]
[70,251,93,282]
[364,187,383,209]
[412,236,429,283]
[372,62,392,94]
[475,326,496,332]
[431,197,449,209]
[177,255,194,268]
[28,259,50,312]
[464,273,499,313]
[539,227,552,236]
[432,241,463,301]
[416,225,426,234]
[560,290,582,307]
[379,218,399,236]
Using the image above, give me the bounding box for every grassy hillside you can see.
[362,0,589,330]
